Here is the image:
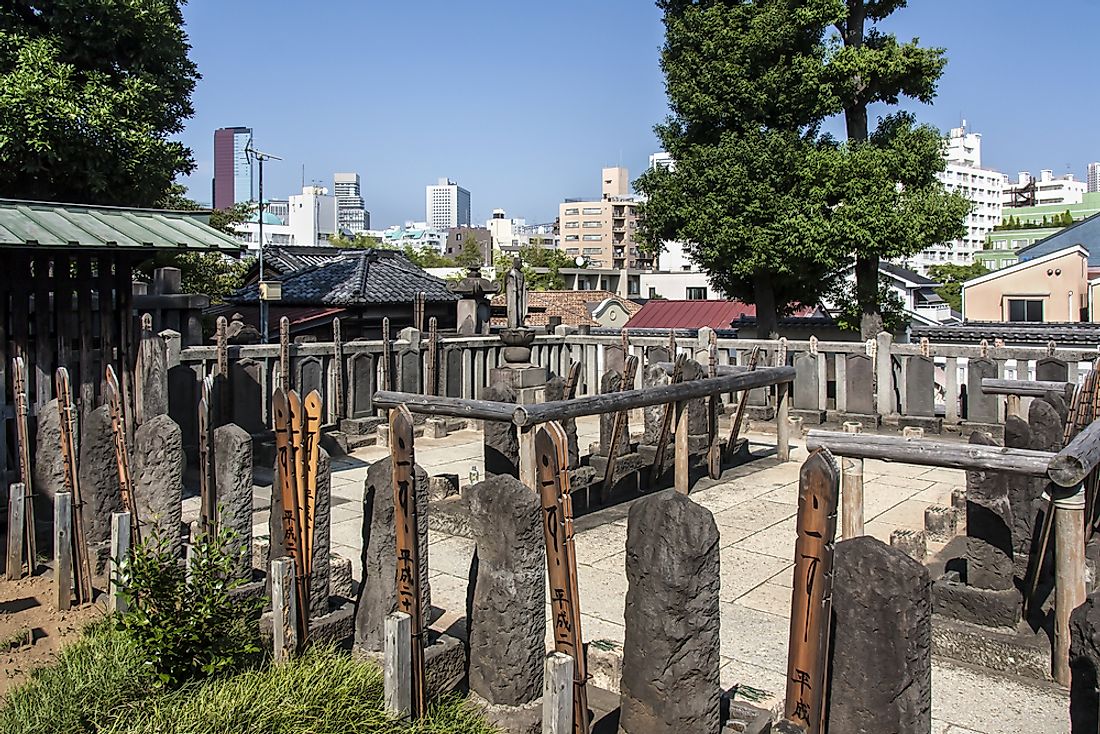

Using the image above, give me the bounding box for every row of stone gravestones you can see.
[353,456,934,733]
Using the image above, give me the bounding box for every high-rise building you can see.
[212,126,253,210]
[1087,162,1100,193]
[233,185,337,251]
[334,172,369,232]
[425,177,471,229]
[910,124,1004,273]
[1004,170,1086,208]
[557,167,652,270]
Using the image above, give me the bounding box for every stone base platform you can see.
[468,693,543,734]
[790,408,826,425]
[260,597,356,648]
[898,415,944,434]
[933,571,1022,628]
[355,630,466,695]
[833,412,882,429]
[932,613,1053,682]
[743,405,775,421]
[957,421,1005,442]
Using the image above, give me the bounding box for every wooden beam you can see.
[981,377,1073,397]
[373,391,517,422]
[1049,418,1100,488]
[806,430,1054,477]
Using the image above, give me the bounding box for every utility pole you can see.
[246,142,283,343]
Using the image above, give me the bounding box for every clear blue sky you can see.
[177,0,1100,226]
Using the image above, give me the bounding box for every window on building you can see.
[1007,298,1043,322]
[564,221,579,229]
[582,207,602,215]
[582,221,601,228]
[582,234,603,241]
[686,287,708,300]
[565,234,579,241]
[564,208,579,216]
[648,287,658,298]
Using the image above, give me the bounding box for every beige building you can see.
[961,245,1096,322]
[558,167,653,271]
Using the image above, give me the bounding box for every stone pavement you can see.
[238,416,1068,734]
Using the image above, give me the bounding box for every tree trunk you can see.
[754,274,779,340]
[844,1,878,340]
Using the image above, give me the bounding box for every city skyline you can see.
[176,1,1100,227]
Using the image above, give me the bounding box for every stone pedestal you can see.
[489,365,547,405]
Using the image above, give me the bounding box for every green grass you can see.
[0,627,498,734]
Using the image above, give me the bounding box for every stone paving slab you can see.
[240,417,1066,733]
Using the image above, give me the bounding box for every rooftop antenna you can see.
[245,142,283,344]
[301,163,305,189]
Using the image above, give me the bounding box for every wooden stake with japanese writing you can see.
[390,405,427,718]
[56,367,93,604]
[783,450,839,734]
[725,346,761,453]
[381,317,393,392]
[426,317,439,396]
[650,353,687,486]
[106,365,139,543]
[198,375,217,539]
[602,354,638,493]
[536,421,590,734]
[11,356,36,573]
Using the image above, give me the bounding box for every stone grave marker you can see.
[132,414,184,557]
[545,375,579,468]
[230,358,265,434]
[966,358,998,424]
[78,405,122,545]
[793,352,819,411]
[904,355,935,418]
[215,423,254,582]
[845,353,875,415]
[33,398,65,504]
[965,432,1014,591]
[599,370,629,457]
[483,382,519,478]
[349,353,374,419]
[1004,415,1037,556]
[1036,356,1069,383]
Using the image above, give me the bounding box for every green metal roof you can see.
[0,199,244,252]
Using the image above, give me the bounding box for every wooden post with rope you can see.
[11,356,36,574]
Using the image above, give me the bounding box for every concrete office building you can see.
[1089,162,1100,194]
[334,172,369,232]
[1004,170,1087,208]
[911,124,1004,272]
[557,167,652,271]
[234,185,337,252]
[213,126,253,210]
[426,177,471,229]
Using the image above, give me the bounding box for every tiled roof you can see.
[260,245,350,275]
[880,261,939,286]
[490,290,641,327]
[626,300,827,330]
[206,304,347,334]
[231,249,459,306]
[912,321,1100,346]
[0,198,242,252]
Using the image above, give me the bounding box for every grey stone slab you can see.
[792,352,819,411]
[599,369,629,457]
[354,456,430,651]
[33,398,65,505]
[845,353,875,416]
[482,382,518,478]
[230,358,264,434]
[132,413,184,556]
[78,405,122,545]
[349,352,375,418]
[905,355,935,418]
[966,358,998,424]
[642,363,671,446]
[620,492,721,734]
[1036,357,1068,383]
[964,432,1014,592]
[1070,591,1100,732]
[466,474,545,706]
[1004,416,1038,557]
[215,423,253,581]
[828,537,932,734]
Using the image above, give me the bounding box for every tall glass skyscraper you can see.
[213,126,253,210]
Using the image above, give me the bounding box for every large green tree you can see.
[0,0,199,206]
[828,0,969,337]
[637,0,848,338]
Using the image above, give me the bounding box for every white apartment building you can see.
[379,222,448,253]
[1088,162,1100,194]
[486,209,557,254]
[334,172,369,232]
[235,185,337,251]
[649,151,675,172]
[426,177,471,229]
[911,124,1004,273]
[1003,170,1088,208]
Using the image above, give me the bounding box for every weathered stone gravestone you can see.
[642,363,671,446]
[349,353,374,419]
[599,370,629,457]
[1036,356,1069,383]
[965,432,1014,591]
[136,328,168,425]
[132,414,184,556]
[681,359,708,437]
[466,475,545,707]
[167,364,197,454]
[1041,389,1069,428]
[78,405,122,545]
[904,355,935,418]
[33,398,65,504]
[647,345,671,367]
[619,491,721,734]
[1003,415,1037,556]
[444,348,462,398]
[828,536,932,734]
[792,352,820,411]
[483,382,519,478]
[354,456,430,651]
[230,358,265,434]
[845,353,875,416]
[1070,591,1100,732]
[215,424,254,582]
[398,345,421,394]
[966,358,998,424]
[298,358,324,421]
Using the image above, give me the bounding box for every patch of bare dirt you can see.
[0,573,105,699]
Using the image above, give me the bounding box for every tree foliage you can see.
[927,262,988,312]
[455,235,485,268]
[829,276,908,334]
[0,0,199,206]
[494,246,581,291]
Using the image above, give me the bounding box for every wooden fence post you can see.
[542,652,574,734]
[1053,485,1086,686]
[5,483,26,580]
[674,401,690,495]
[109,511,131,614]
[271,556,298,662]
[841,422,864,539]
[385,611,412,718]
[777,381,791,462]
[54,491,72,611]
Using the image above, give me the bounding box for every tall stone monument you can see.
[490,258,546,404]
[447,265,499,336]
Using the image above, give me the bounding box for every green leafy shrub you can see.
[0,623,152,734]
[116,527,263,688]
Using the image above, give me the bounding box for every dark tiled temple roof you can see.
[911,321,1100,346]
[231,248,458,306]
[260,245,349,275]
